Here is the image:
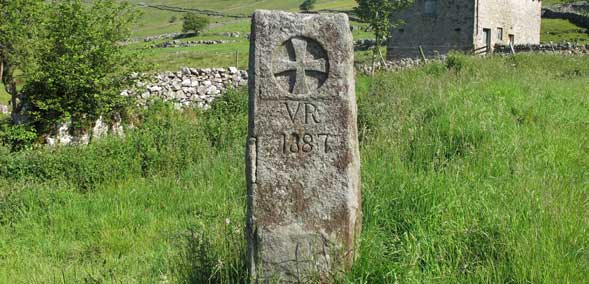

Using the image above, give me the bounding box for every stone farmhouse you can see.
[387,0,542,59]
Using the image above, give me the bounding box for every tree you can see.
[20,0,143,134]
[299,0,317,11]
[182,13,209,35]
[354,0,413,66]
[0,0,46,122]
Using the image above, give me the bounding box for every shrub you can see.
[299,0,317,11]
[445,52,467,71]
[0,123,37,151]
[201,89,248,149]
[20,0,143,136]
[182,13,209,35]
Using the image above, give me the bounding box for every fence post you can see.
[235,50,239,68]
[418,45,426,62]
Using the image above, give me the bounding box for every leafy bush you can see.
[445,52,467,71]
[15,0,142,136]
[0,88,248,191]
[299,0,317,11]
[0,123,37,151]
[201,89,248,149]
[182,13,209,34]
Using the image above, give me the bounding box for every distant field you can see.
[543,0,576,5]
[130,0,357,37]
[128,0,357,14]
[125,0,589,71]
[128,9,372,71]
[542,19,589,44]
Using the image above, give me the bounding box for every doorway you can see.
[483,28,491,52]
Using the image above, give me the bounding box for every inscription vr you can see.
[284,102,321,124]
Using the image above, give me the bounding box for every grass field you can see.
[1,53,587,283]
[124,0,587,72]
[130,0,357,38]
[542,19,589,44]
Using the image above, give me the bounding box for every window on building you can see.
[497,27,503,41]
[424,0,437,16]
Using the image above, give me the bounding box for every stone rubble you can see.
[151,39,235,48]
[356,57,432,74]
[221,32,248,38]
[124,66,248,110]
[354,38,377,51]
[494,42,589,54]
[45,114,124,146]
[358,42,589,74]
[143,32,183,42]
[0,104,9,115]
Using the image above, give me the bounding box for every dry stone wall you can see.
[494,43,589,55]
[124,66,248,110]
[150,39,235,48]
[543,2,589,28]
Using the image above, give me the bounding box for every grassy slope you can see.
[130,0,357,37]
[128,0,587,71]
[542,19,589,44]
[0,54,588,283]
[127,0,357,14]
[126,0,371,71]
[543,0,577,5]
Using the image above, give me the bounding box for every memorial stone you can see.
[246,10,361,283]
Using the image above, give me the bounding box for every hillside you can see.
[125,0,588,72]
[1,54,587,283]
[130,0,357,37]
[2,0,585,106]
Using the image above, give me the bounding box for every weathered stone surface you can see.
[246,10,361,283]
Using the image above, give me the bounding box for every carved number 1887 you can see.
[281,133,330,154]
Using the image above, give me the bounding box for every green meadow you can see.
[542,19,589,44]
[123,0,587,72]
[1,54,587,283]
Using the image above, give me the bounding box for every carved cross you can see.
[273,38,327,94]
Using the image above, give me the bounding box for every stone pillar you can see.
[246,10,361,283]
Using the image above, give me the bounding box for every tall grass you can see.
[0,54,588,283]
[351,54,589,283]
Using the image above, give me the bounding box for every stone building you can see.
[387,0,542,59]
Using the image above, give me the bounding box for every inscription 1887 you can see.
[280,101,331,154]
[281,132,331,154]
